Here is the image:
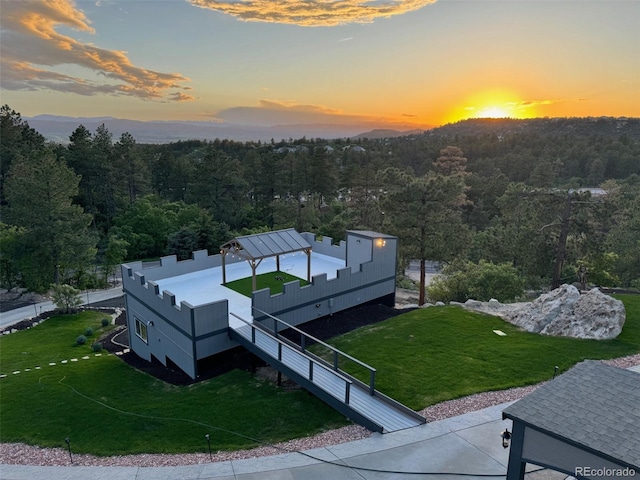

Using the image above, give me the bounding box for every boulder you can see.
[461,284,625,340]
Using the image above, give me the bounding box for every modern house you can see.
[121,229,424,432]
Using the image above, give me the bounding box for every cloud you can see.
[505,99,558,114]
[0,0,192,101]
[214,99,426,128]
[508,99,555,108]
[216,99,346,126]
[187,0,437,27]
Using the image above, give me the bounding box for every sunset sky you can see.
[1,0,639,129]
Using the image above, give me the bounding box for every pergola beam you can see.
[219,229,313,293]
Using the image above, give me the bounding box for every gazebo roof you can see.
[503,360,640,468]
[220,228,311,260]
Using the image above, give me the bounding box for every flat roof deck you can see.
[153,252,346,329]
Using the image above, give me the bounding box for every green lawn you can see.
[225,271,309,297]
[0,311,348,455]
[1,296,637,456]
[312,294,640,410]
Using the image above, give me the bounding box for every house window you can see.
[134,317,148,344]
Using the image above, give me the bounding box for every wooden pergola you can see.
[220,229,312,292]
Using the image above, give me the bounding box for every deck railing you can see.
[229,312,353,405]
[252,307,377,395]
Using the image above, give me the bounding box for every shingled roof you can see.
[502,360,640,468]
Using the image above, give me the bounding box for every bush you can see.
[92,342,103,352]
[76,335,87,345]
[426,260,524,303]
[397,276,418,291]
[51,284,83,314]
[582,253,620,287]
[101,318,110,327]
[84,327,94,336]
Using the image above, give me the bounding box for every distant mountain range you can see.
[24,114,640,145]
[25,114,431,144]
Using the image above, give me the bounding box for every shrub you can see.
[51,284,83,314]
[76,335,87,345]
[101,318,110,327]
[92,342,103,352]
[397,276,418,290]
[426,260,524,303]
[84,327,94,336]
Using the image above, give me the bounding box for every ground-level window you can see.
[134,317,148,343]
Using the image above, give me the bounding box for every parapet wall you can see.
[121,251,237,379]
[252,256,395,328]
[129,249,243,282]
[121,231,395,378]
[301,232,346,260]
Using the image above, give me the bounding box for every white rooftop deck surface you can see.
[152,252,345,329]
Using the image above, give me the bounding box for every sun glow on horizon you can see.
[444,89,539,124]
[474,106,510,119]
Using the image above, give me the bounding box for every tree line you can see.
[1,105,639,300]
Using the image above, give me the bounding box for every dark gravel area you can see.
[2,296,413,387]
[105,302,412,386]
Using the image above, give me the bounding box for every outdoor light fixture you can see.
[553,365,559,378]
[65,437,73,463]
[500,429,511,449]
[205,433,212,461]
[375,239,386,247]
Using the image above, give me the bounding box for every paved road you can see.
[0,285,124,330]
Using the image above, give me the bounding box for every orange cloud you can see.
[506,99,556,109]
[188,0,437,27]
[0,0,192,101]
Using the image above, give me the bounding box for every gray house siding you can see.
[122,230,397,379]
[300,232,346,260]
[122,259,234,379]
[253,231,397,328]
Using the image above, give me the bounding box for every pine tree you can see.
[5,152,97,290]
[380,168,470,305]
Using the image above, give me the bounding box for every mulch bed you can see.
[107,302,411,386]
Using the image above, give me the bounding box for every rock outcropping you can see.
[461,284,626,340]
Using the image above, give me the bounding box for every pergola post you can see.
[251,260,257,292]
[219,229,312,293]
[250,258,263,292]
[221,250,227,285]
